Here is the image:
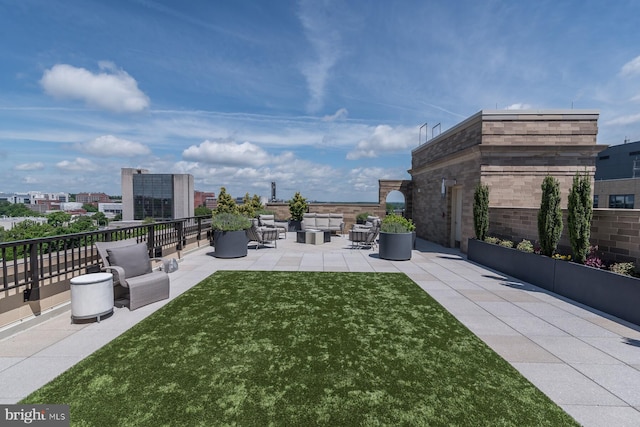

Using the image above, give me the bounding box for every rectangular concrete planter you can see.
[554,261,640,326]
[468,238,640,326]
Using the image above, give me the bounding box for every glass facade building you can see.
[132,174,174,220]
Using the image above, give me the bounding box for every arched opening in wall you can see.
[385,190,406,216]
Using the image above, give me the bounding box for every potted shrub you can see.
[356,212,371,225]
[378,214,415,261]
[288,192,308,231]
[211,212,251,258]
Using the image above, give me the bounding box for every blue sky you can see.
[1,0,640,202]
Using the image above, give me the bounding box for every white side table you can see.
[70,272,114,323]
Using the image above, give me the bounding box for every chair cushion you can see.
[315,213,330,229]
[259,215,275,227]
[107,243,152,279]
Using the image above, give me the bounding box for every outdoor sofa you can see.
[301,213,344,235]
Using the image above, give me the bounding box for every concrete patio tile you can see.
[579,338,640,365]
[529,336,621,364]
[515,301,575,318]
[544,316,620,338]
[0,356,84,402]
[589,317,640,340]
[572,364,640,406]
[457,289,504,302]
[429,297,488,317]
[489,289,545,303]
[562,405,640,427]
[0,329,80,357]
[475,301,533,317]
[412,280,451,291]
[480,335,561,363]
[454,314,520,337]
[499,315,569,337]
[513,362,626,406]
[0,357,26,373]
[35,327,126,358]
[442,280,484,291]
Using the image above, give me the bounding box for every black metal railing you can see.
[0,216,212,302]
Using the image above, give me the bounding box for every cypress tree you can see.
[537,176,563,256]
[473,183,490,240]
[567,172,592,263]
[213,187,238,215]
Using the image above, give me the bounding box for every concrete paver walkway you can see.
[1,234,639,426]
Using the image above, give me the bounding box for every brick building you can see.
[409,110,603,253]
[194,191,216,210]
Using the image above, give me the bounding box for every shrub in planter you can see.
[516,239,534,253]
[214,187,239,214]
[610,262,637,277]
[499,239,514,248]
[537,176,563,257]
[356,212,372,224]
[379,214,415,261]
[473,183,490,241]
[484,236,499,244]
[211,212,251,258]
[567,172,592,264]
[288,192,308,231]
[584,245,606,269]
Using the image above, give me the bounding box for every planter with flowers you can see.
[468,175,640,326]
[378,214,415,261]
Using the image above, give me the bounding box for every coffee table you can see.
[296,229,331,244]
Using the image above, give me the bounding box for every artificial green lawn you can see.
[23,271,578,426]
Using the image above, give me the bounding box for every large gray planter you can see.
[379,232,412,261]
[554,261,640,326]
[467,238,640,326]
[213,230,248,258]
[288,220,302,232]
[467,239,555,291]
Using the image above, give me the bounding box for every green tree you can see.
[92,212,109,227]
[47,211,72,228]
[195,205,212,217]
[213,187,238,214]
[0,201,40,217]
[473,183,490,241]
[288,192,308,221]
[567,172,593,264]
[68,216,97,233]
[82,203,98,213]
[537,176,563,257]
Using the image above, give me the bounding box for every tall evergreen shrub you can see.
[473,183,490,241]
[288,192,308,221]
[213,187,238,215]
[567,172,593,264]
[537,176,563,256]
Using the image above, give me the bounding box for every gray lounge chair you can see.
[95,239,170,310]
[247,219,279,249]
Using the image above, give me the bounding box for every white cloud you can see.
[182,140,294,167]
[604,113,640,126]
[55,157,98,171]
[620,55,640,77]
[75,135,151,157]
[346,125,417,160]
[322,108,348,122]
[40,62,150,113]
[505,103,532,110]
[15,162,44,171]
[298,1,343,113]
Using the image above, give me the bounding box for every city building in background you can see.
[76,192,112,205]
[194,191,216,210]
[593,140,640,208]
[98,202,123,219]
[121,168,194,221]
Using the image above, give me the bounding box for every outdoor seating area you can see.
[2,233,640,426]
[94,239,170,311]
[247,218,279,249]
[301,212,344,235]
[348,216,381,249]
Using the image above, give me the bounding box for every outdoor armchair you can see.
[94,239,170,311]
[247,219,279,249]
[258,214,287,239]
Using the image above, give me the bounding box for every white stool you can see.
[70,272,114,322]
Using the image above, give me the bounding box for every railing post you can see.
[26,243,40,301]
[147,224,155,256]
[177,221,184,251]
[197,217,202,241]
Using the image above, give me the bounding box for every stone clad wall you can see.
[489,207,640,266]
[410,110,601,253]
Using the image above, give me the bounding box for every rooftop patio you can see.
[1,233,640,426]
